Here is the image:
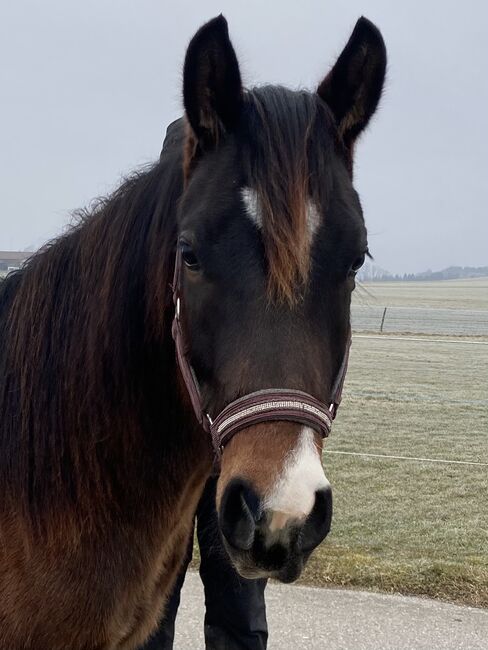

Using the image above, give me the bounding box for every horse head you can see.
[176,15,386,583]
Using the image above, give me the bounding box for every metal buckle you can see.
[329,402,337,420]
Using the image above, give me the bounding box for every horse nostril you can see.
[299,486,333,553]
[219,478,261,551]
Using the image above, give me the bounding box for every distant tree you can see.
[359,264,488,282]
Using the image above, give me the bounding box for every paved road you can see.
[173,571,488,649]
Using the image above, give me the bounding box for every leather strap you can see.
[210,389,333,457]
[171,245,211,432]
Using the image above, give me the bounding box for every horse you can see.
[0,14,386,650]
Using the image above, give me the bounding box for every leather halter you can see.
[171,246,351,459]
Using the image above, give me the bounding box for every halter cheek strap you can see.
[171,247,351,459]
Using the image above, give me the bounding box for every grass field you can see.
[299,279,488,606]
[355,277,488,310]
[193,280,488,607]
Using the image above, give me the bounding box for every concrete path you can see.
[173,571,488,649]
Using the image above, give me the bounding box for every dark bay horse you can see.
[0,15,386,650]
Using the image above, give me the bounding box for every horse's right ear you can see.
[183,15,242,152]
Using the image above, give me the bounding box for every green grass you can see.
[300,333,488,607]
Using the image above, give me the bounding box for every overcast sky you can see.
[1,1,486,274]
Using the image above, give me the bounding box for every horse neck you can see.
[0,161,211,530]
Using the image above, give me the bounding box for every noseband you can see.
[171,248,351,459]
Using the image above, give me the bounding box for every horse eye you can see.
[180,241,200,270]
[350,253,366,275]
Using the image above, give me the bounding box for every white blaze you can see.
[263,427,329,530]
[241,187,321,240]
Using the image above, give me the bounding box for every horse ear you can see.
[183,15,242,150]
[318,17,386,153]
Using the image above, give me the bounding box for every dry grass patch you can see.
[298,333,488,607]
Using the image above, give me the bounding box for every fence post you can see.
[380,307,387,333]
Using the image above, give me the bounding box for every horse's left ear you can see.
[183,15,242,151]
[318,17,386,154]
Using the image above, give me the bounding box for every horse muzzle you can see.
[218,476,332,582]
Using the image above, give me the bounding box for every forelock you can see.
[241,86,334,304]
